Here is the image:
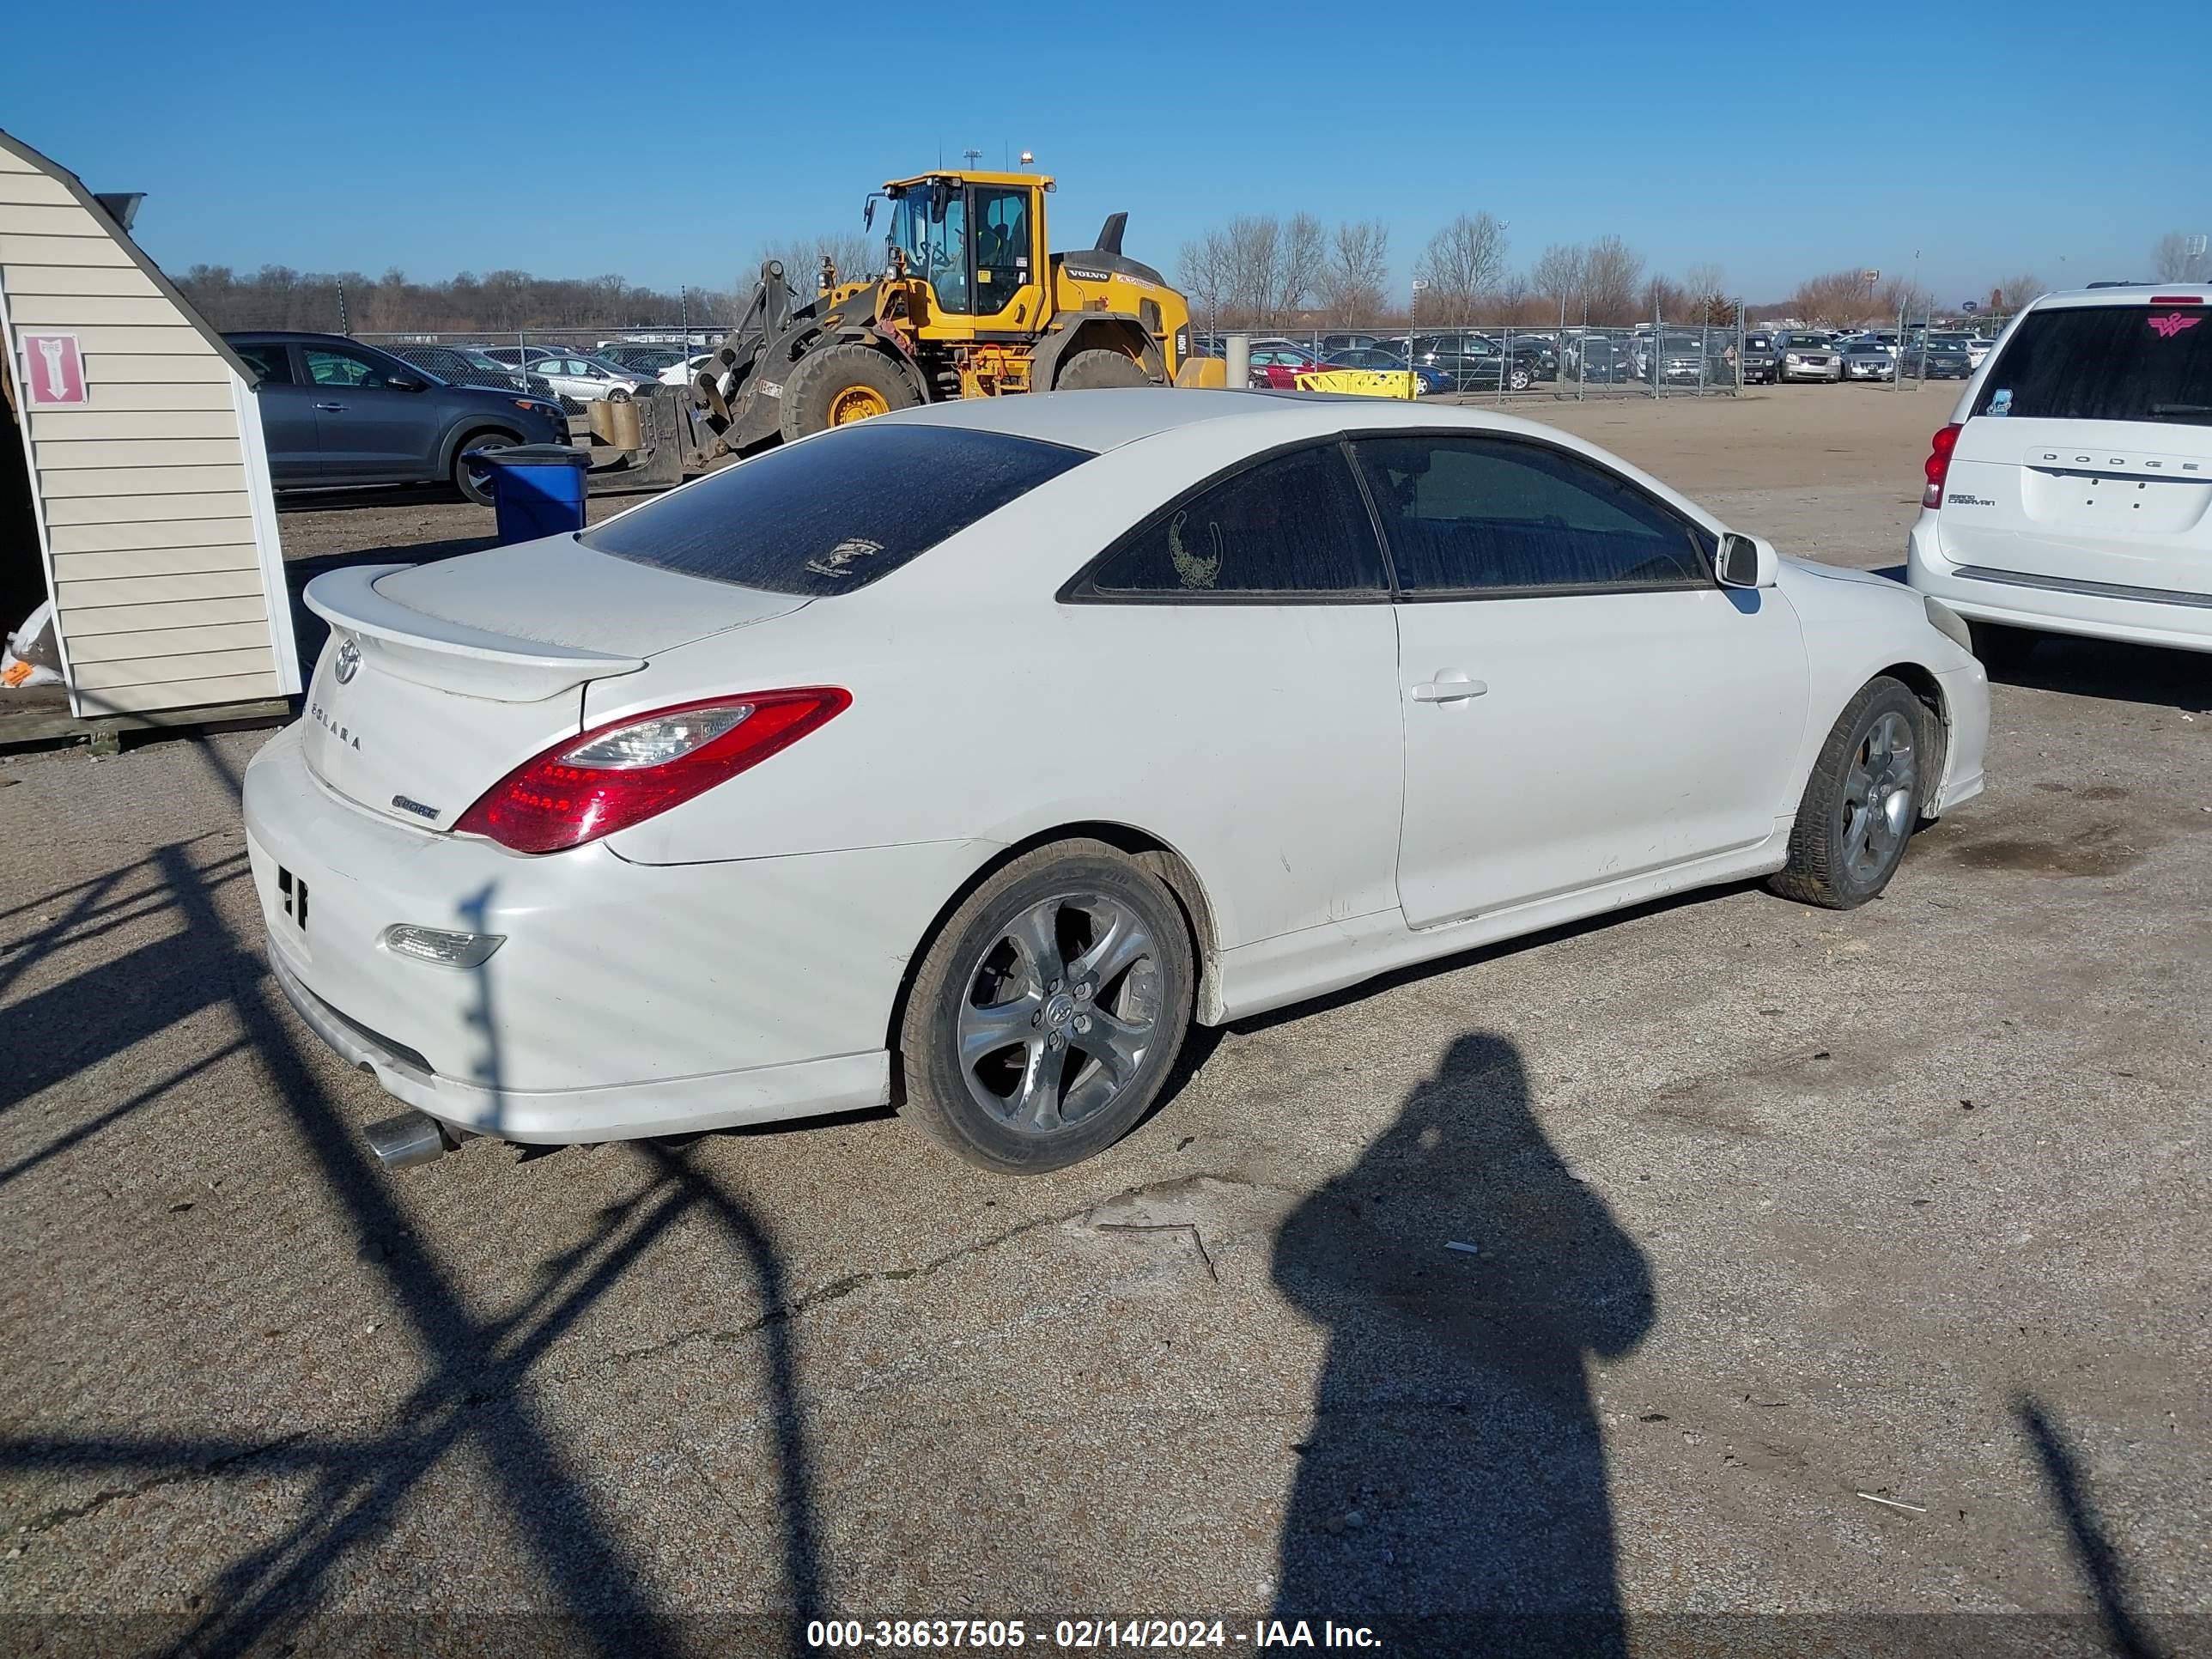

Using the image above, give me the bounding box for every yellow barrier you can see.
[1291,368,1419,398]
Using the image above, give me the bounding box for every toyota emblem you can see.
[334,639,361,685]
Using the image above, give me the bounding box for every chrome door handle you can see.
[314,401,348,411]
[1413,677,1488,703]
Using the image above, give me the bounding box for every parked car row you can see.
[386,345,582,415]
[477,345,654,403]
[227,331,569,504]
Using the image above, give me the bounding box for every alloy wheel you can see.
[953,893,1164,1136]
[1840,711,1917,884]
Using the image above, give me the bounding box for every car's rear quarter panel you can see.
[589,420,1409,957]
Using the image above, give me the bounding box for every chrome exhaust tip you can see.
[363,1111,459,1170]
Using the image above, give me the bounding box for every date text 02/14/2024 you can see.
[805,1619,1382,1649]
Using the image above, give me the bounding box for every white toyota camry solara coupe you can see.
[244,391,1990,1174]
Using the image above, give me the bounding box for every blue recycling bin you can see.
[467,443,590,544]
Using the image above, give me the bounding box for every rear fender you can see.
[1032,313,1167,388]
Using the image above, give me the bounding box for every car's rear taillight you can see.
[453,689,850,854]
[1922,422,1963,509]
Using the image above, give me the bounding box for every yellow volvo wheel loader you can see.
[690,169,1223,457]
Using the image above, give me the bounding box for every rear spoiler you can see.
[303,563,647,703]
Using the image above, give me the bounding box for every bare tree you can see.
[1317,220,1391,325]
[1279,212,1328,320]
[1988,273,2043,314]
[1530,243,1585,319]
[2151,230,2206,281]
[1680,262,1723,301]
[1877,274,1934,322]
[1640,274,1688,322]
[1790,267,1878,325]
[1223,214,1283,326]
[176,263,736,336]
[1678,265,1738,326]
[1492,273,1547,325]
[1415,212,1510,323]
[1178,230,1233,327]
[1580,235,1644,325]
[749,232,878,294]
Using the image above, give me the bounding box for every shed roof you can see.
[0,126,258,385]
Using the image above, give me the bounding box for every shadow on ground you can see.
[0,743,819,1658]
[1270,1033,1655,1656]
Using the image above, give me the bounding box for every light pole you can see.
[1407,279,1429,400]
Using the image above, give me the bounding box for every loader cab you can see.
[883,171,1048,334]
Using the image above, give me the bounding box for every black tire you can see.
[1506,365,1533,392]
[453,430,520,507]
[1054,348,1151,391]
[898,839,1195,1174]
[1967,619,2040,674]
[1770,677,1929,910]
[779,342,921,442]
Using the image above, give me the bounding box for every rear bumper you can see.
[1908,518,2212,653]
[268,951,889,1143]
[243,723,991,1143]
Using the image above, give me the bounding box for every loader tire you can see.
[780,343,921,441]
[1054,349,1150,391]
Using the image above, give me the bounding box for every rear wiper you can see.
[2148,403,2212,416]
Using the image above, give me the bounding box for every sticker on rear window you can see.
[2148,312,2203,339]
[1987,388,2012,417]
[805,537,885,580]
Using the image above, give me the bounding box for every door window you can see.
[303,346,393,389]
[971,187,1030,312]
[234,342,295,385]
[1079,445,1387,599]
[1352,434,1712,594]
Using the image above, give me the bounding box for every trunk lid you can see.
[299,538,809,830]
[1940,298,2212,595]
[1942,420,2212,593]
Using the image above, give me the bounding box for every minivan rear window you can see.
[1975,305,2212,426]
[580,423,1091,593]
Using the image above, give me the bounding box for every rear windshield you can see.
[1976,305,2212,427]
[581,423,1091,593]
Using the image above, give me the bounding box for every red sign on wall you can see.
[21,332,88,405]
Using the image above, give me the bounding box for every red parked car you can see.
[1246,343,1325,388]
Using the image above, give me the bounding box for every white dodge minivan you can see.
[1906,285,2210,665]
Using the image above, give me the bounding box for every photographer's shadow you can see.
[1271,1034,1655,1656]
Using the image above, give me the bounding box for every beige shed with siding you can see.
[0,126,298,732]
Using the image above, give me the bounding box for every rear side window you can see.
[234,342,293,385]
[1977,305,2212,426]
[1080,443,1386,599]
[582,423,1090,593]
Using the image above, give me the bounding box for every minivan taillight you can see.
[1922,423,1962,509]
[453,689,850,854]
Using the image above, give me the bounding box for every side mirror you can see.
[1717,532,1778,589]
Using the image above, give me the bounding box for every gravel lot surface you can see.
[3,384,2206,1658]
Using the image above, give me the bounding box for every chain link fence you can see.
[355,307,2028,409]
[1206,309,1752,400]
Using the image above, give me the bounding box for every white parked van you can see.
[1905,285,2211,664]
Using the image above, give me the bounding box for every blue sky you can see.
[9,0,2207,308]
